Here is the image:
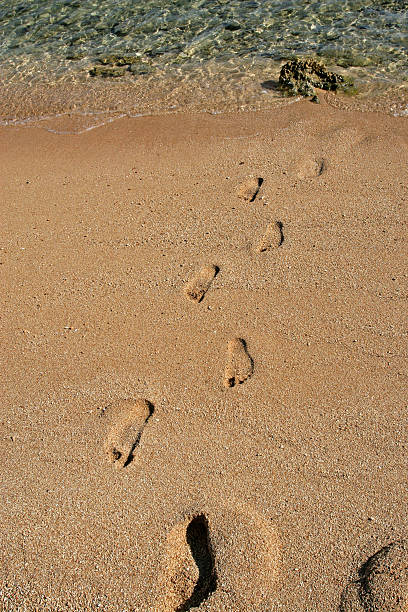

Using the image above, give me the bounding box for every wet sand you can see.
[0,98,407,611]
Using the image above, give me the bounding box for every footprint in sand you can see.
[156,505,280,611]
[184,264,218,303]
[256,221,284,252]
[156,514,217,612]
[237,176,263,202]
[224,338,254,388]
[340,541,408,611]
[291,157,326,179]
[102,398,154,468]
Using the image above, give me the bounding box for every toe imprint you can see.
[224,337,254,388]
[184,264,218,303]
[237,177,263,202]
[103,398,154,468]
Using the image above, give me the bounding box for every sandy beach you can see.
[1,98,407,611]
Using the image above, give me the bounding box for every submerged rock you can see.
[89,54,152,77]
[224,21,241,31]
[279,58,354,98]
[89,65,127,78]
[97,54,140,66]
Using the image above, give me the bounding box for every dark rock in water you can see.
[97,54,140,66]
[89,54,152,77]
[279,58,354,98]
[89,65,128,78]
[224,21,241,31]
[111,22,132,37]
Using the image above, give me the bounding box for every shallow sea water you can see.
[0,0,407,132]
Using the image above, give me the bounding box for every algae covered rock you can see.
[89,53,152,77]
[97,54,140,66]
[89,65,127,78]
[279,58,354,98]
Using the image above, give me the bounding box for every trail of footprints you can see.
[99,167,407,610]
[102,176,269,472]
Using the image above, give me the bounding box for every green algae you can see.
[96,54,140,66]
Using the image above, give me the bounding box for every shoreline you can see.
[1,58,408,134]
[1,101,407,611]
[1,92,407,136]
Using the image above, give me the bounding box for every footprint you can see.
[156,504,280,611]
[257,221,284,252]
[156,514,217,612]
[291,157,326,179]
[102,398,154,468]
[237,177,263,202]
[224,338,254,388]
[340,541,408,611]
[184,264,218,303]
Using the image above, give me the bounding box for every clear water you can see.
[0,0,407,131]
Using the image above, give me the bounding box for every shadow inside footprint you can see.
[316,159,326,176]
[250,177,264,202]
[176,515,217,612]
[277,221,284,246]
[122,402,154,467]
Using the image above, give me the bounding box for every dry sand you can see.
[0,97,407,611]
